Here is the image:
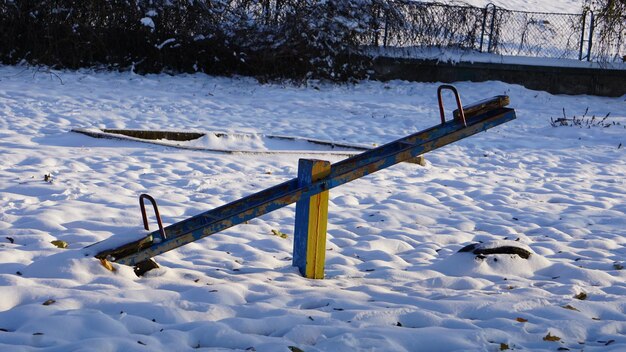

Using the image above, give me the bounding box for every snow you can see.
[0,64,625,351]
[140,17,155,30]
[156,39,176,50]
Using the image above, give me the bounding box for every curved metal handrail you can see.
[139,194,167,242]
[437,85,466,127]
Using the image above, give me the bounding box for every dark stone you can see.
[458,243,480,253]
[475,246,531,259]
[133,259,159,277]
[458,243,531,259]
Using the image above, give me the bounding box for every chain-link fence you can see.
[371,1,623,63]
[488,8,587,60]
[375,2,485,49]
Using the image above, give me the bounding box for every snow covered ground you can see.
[0,65,625,351]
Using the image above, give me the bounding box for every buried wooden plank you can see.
[102,129,205,141]
[72,128,427,164]
[71,128,372,156]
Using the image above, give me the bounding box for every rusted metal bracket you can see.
[139,194,167,243]
[438,85,466,127]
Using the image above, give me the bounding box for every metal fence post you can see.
[373,6,380,46]
[579,10,595,61]
[486,3,497,53]
[480,4,488,52]
[383,9,389,47]
[578,10,587,60]
[586,11,594,61]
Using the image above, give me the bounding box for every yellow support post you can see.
[292,159,331,279]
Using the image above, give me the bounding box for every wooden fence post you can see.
[292,159,331,279]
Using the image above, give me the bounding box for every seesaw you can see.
[88,85,515,278]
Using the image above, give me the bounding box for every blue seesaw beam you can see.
[95,90,515,277]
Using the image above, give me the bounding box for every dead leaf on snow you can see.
[271,229,288,239]
[543,332,561,342]
[51,240,68,249]
[99,258,116,272]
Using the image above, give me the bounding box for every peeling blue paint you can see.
[104,107,516,266]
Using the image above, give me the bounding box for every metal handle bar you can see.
[437,85,467,127]
[139,194,167,242]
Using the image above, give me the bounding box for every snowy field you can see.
[0,64,625,351]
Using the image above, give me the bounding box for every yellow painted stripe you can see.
[305,161,330,279]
